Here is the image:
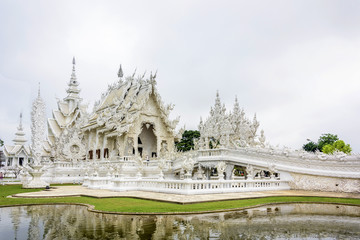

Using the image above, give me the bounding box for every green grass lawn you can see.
[1,185,360,214]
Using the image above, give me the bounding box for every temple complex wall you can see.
[289,173,360,193]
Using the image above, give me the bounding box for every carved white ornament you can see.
[31,90,47,165]
[199,92,265,150]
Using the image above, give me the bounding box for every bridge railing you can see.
[197,148,360,178]
[86,177,289,195]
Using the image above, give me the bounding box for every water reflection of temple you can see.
[1,204,360,239]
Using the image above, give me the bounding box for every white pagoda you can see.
[3,113,32,169]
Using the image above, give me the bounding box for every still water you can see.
[0,203,359,239]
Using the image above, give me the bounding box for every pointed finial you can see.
[38,82,41,97]
[215,90,221,102]
[149,70,157,86]
[118,64,123,78]
[132,68,137,78]
[19,112,23,129]
[70,57,77,83]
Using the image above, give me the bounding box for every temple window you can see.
[96,149,100,159]
[89,150,93,160]
[104,148,109,158]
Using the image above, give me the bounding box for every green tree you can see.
[175,130,200,152]
[317,133,338,152]
[0,138,3,147]
[302,141,318,152]
[322,144,335,154]
[323,140,352,154]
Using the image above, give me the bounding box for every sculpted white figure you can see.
[182,156,196,176]
[216,161,227,180]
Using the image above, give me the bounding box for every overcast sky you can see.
[0,0,359,153]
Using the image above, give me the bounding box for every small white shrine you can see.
[3,114,32,171]
[5,58,360,193]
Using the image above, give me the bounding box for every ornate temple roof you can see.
[48,58,84,144]
[3,145,31,157]
[4,113,31,157]
[198,92,265,148]
[82,68,179,137]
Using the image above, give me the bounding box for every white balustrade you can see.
[87,178,289,195]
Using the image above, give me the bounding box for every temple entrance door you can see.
[138,147,143,157]
[19,157,24,166]
[138,123,157,159]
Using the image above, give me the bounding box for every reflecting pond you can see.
[0,203,360,239]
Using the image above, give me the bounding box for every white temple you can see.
[4,58,360,193]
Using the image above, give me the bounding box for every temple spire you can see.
[233,95,240,113]
[19,112,23,129]
[70,57,77,83]
[13,112,27,146]
[215,90,221,109]
[64,57,82,104]
[37,83,40,97]
[118,64,123,78]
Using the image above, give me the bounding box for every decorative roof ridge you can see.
[93,67,156,113]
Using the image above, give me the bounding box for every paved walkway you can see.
[12,186,360,204]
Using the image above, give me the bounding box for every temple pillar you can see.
[156,136,161,159]
[118,135,125,157]
[134,134,138,157]
[225,164,234,180]
[95,131,99,160]
[205,137,209,149]
[101,135,107,160]
[167,137,173,153]
[86,131,93,160]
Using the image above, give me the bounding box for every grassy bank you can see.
[1,185,360,214]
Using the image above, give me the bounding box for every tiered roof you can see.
[47,58,83,144]
[4,113,31,157]
[83,68,179,137]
